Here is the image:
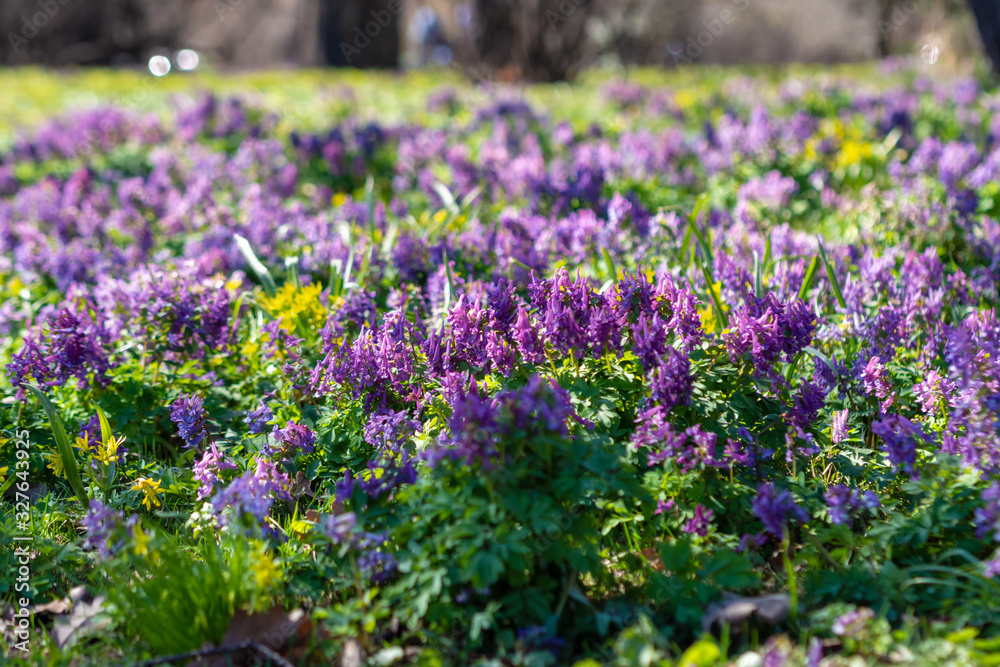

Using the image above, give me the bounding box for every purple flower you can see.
[832,607,875,637]
[269,421,316,457]
[737,532,768,552]
[824,484,880,527]
[500,375,585,435]
[831,409,849,444]
[6,339,50,394]
[439,381,500,465]
[192,443,237,500]
[323,515,396,583]
[648,347,692,412]
[359,454,418,499]
[724,292,816,379]
[974,483,1000,542]
[170,394,208,449]
[723,438,753,466]
[983,550,1000,578]
[860,355,893,406]
[752,483,809,536]
[210,458,290,531]
[683,504,714,536]
[363,410,420,453]
[655,499,676,515]
[512,307,544,364]
[323,512,358,543]
[634,409,719,473]
[871,414,926,477]
[78,414,101,443]
[81,500,124,558]
[44,308,113,390]
[244,403,273,434]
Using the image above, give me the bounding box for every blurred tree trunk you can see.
[968,0,1000,73]
[468,0,597,82]
[876,0,894,58]
[320,0,400,68]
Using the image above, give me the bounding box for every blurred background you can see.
[0,0,995,79]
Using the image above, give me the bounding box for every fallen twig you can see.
[134,639,295,667]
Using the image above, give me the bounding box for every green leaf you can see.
[659,539,693,573]
[680,638,721,667]
[26,385,89,509]
[700,550,758,590]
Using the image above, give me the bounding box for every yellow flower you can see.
[699,281,727,334]
[260,282,326,333]
[74,432,92,454]
[0,466,8,484]
[133,522,150,556]
[835,139,874,171]
[95,435,126,466]
[250,540,281,590]
[674,90,696,111]
[132,477,163,511]
[45,452,64,478]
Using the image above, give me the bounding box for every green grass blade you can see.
[797,255,820,303]
[94,402,113,447]
[679,224,694,269]
[817,240,846,309]
[0,473,16,497]
[687,194,713,269]
[602,247,618,282]
[365,174,376,239]
[753,250,762,296]
[442,249,453,314]
[700,256,729,331]
[26,385,90,509]
[234,234,277,298]
[432,181,459,216]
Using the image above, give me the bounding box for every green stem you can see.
[782,527,798,623]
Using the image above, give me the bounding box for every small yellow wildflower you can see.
[133,522,150,556]
[74,432,92,455]
[835,139,874,171]
[44,452,64,478]
[250,541,281,590]
[132,477,163,511]
[95,435,127,466]
[699,281,727,334]
[260,282,326,333]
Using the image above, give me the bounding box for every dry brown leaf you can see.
[195,607,310,667]
[340,638,363,667]
[640,546,664,572]
[290,471,314,499]
[701,593,791,633]
[32,598,71,615]
[51,587,109,649]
